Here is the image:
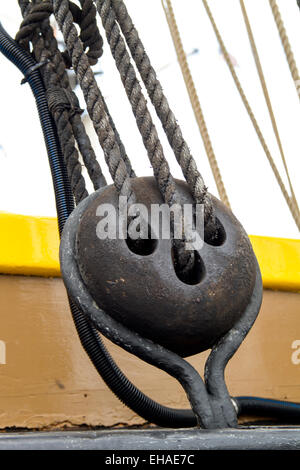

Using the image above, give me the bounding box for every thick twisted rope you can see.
[40,17,107,189]
[18,0,32,16]
[17,0,103,67]
[17,0,107,201]
[240,0,299,217]
[110,0,217,215]
[39,14,107,191]
[96,0,178,208]
[53,0,203,274]
[100,87,136,178]
[16,1,53,49]
[16,3,136,208]
[96,0,212,272]
[17,0,88,203]
[18,0,136,199]
[61,0,103,67]
[73,0,103,65]
[52,0,136,206]
[17,0,217,273]
[37,3,130,188]
[17,0,107,190]
[161,0,230,209]
[202,0,300,231]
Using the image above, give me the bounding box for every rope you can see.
[161,0,230,209]
[61,0,103,67]
[96,0,177,208]
[18,0,218,273]
[17,0,88,203]
[240,0,299,215]
[53,0,219,276]
[202,0,300,231]
[17,0,106,201]
[95,0,219,273]
[111,0,216,214]
[16,1,53,50]
[17,0,107,194]
[100,88,136,178]
[18,0,32,16]
[52,0,136,206]
[270,0,300,93]
[73,0,103,65]
[17,0,103,67]
[40,12,107,191]
[54,0,196,276]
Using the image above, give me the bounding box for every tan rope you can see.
[161,0,231,208]
[240,0,299,215]
[202,0,300,231]
[269,0,300,93]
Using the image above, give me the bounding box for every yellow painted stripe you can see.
[0,212,299,292]
[250,235,300,292]
[0,212,60,277]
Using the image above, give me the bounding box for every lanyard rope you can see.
[161,0,231,209]
[270,0,300,96]
[17,0,107,203]
[240,0,299,219]
[16,0,220,278]
[202,0,300,231]
[110,0,216,212]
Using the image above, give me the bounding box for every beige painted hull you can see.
[0,274,300,429]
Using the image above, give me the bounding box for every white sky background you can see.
[0,0,300,239]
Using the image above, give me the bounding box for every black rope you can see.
[16,0,107,201]
[16,0,103,67]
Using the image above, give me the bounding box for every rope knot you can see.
[74,0,104,66]
[16,2,53,50]
[16,0,103,68]
[46,86,83,117]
